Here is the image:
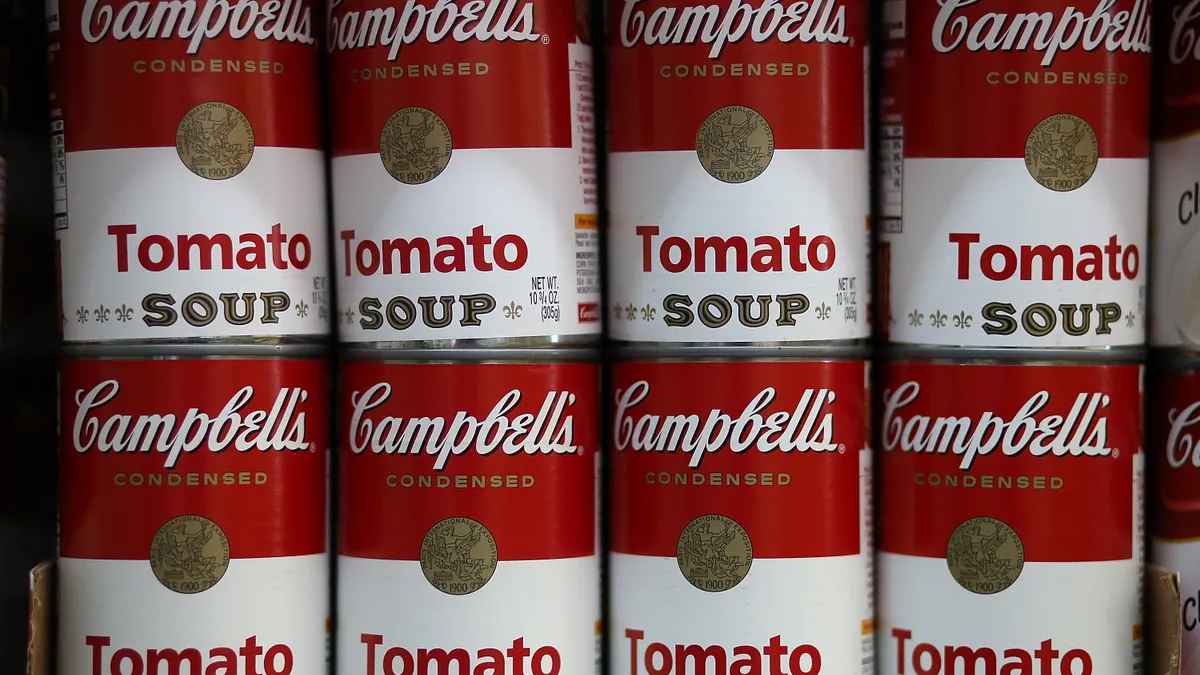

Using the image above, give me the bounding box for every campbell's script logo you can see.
[882,381,1114,470]
[932,0,1152,67]
[1170,0,1200,64]
[347,383,579,470]
[612,381,839,468]
[1166,400,1200,468]
[71,380,312,469]
[80,0,315,53]
[327,0,540,60]
[619,0,849,59]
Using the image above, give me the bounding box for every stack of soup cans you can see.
[1149,0,1200,671]
[605,0,876,670]
[49,0,333,670]
[877,0,1151,669]
[326,0,604,671]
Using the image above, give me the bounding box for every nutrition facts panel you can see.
[879,123,902,224]
[50,115,67,230]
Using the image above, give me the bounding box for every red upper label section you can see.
[339,361,598,561]
[610,360,866,559]
[880,361,1140,562]
[606,0,866,152]
[1154,0,1200,139]
[327,0,582,155]
[1150,367,1200,540]
[59,358,328,560]
[905,0,1151,159]
[50,0,320,151]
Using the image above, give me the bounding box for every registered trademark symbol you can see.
[576,448,584,456]
[1113,448,1120,458]
[541,35,550,44]
[838,443,846,453]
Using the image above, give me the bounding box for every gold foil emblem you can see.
[420,517,498,595]
[380,107,453,185]
[149,515,231,594]
[677,514,753,592]
[696,106,774,184]
[946,516,1025,594]
[1024,113,1099,192]
[176,102,255,180]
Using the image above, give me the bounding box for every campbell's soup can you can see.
[327,0,601,347]
[879,350,1144,674]
[610,348,874,675]
[606,0,870,345]
[58,347,330,675]
[1150,352,1200,672]
[46,0,330,343]
[1150,0,1200,348]
[881,0,1151,349]
[338,350,601,675]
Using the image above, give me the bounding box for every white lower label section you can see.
[58,147,330,341]
[1151,134,1200,347]
[332,145,600,342]
[887,157,1147,347]
[1153,539,1200,675]
[338,555,600,675]
[877,554,1139,675]
[59,554,328,674]
[610,553,869,675]
[608,149,869,342]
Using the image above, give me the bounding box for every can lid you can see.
[339,346,600,364]
[884,345,1146,365]
[61,342,329,360]
[612,343,872,362]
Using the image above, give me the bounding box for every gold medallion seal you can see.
[1024,113,1099,192]
[149,515,231,594]
[946,516,1025,595]
[696,105,774,184]
[677,514,753,592]
[380,107,453,185]
[175,102,255,180]
[420,517,498,595]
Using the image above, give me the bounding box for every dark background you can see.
[0,0,61,666]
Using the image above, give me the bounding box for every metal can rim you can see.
[339,346,600,364]
[612,344,872,362]
[884,345,1146,365]
[61,343,329,359]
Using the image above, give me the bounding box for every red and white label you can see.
[48,0,330,341]
[879,361,1143,674]
[882,0,1150,348]
[338,361,600,675]
[606,0,870,343]
[1149,365,1200,670]
[610,360,873,675]
[58,358,329,675]
[327,0,600,343]
[1150,0,1200,347]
